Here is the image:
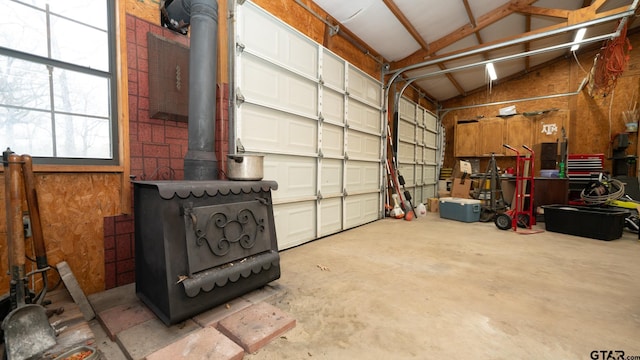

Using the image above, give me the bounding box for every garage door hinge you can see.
[318,112,324,122]
[345,90,350,96]
[236,42,245,53]
[318,149,323,158]
[236,138,246,153]
[344,152,349,160]
[317,191,323,200]
[237,0,246,6]
[235,88,245,106]
[343,188,348,196]
[318,75,324,85]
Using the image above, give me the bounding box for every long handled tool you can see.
[2,150,57,360]
[21,154,51,305]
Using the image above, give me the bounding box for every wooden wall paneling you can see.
[125,0,158,24]
[479,118,505,156]
[454,121,480,157]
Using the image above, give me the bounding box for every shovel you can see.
[2,151,56,360]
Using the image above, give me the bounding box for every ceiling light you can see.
[486,63,497,81]
[571,28,587,52]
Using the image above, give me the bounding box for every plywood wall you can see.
[443,32,640,175]
[0,173,121,296]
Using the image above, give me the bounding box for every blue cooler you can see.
[439,197,481,222]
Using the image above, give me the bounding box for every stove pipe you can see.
[166,0,219,180]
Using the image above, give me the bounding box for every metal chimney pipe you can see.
[167,0,219,180]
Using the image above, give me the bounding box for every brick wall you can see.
[103,15,230,290]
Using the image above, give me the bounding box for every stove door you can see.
[183,199,272,275]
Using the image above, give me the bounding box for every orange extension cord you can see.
[592,22,633,95]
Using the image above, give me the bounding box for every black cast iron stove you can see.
[133,180,280,325]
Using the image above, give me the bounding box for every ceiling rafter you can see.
[511,6,570,19]
[390,0,537,70]
[382,0,465,96]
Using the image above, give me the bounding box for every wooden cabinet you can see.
[454,111,568,158]
[479,118,505,156]
[454,121,479,157]
[505,116,533,149]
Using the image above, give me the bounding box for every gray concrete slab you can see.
[115,318,201,360]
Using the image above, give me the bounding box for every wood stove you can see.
[133,180,280,325]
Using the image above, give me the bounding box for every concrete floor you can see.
[90,212,640,359]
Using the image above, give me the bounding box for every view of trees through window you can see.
[0,0,117,164]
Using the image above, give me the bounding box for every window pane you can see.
[50,14,109,71]
[0,55,51,111]
[0,106,53,156]
[55,114,111,158]
[47,0,107,30]
[0,1,48,57]
[53,69,109,117]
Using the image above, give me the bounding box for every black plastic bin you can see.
[542,205,630,240]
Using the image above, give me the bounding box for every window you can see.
[0,0,117,165]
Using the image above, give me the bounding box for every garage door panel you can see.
[242,4,317,78]
[424,184,436,199]
[424,148,436,164]
[273,202,316,249]
[399,97,415,120]
[241,54,317,117]
[397,164,415,186]
[425,111,437,131]
[240,103,316,154]
[345,193,379,228]
[425,131,437,148]
[399,120,414,143]
[348,66,381,106]
[323,89,345,124]
[346,160,379,193]
[321,159,343,196]
[424,166,436,184]
[398,142,414,163]
[348,101,381,134]
[320,198,342,236]
[264,155,316,202]
[322,51,345,90]
[347,131,379,161]
[322,124,344,158]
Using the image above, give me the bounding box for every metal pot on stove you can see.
[226,154,264,180]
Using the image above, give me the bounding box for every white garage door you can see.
[235,1,384,249]
[397,97,440,205]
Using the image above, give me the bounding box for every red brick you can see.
[152,124,165,143]
[166,127,188,140]
[128,69,138,84]
[104,216,115,237]
[126,15,135,30]
[169,144,183,158]
[170,158,184,172]
[117,271,135,286]
[138,123,152,142]
[97,302,155,341]
[128,81,138,97]
[149,25,163,36]
[126,28,136,44]
[143,158,159,177]
[126,45,137,69]
[143,144,170,158]
[138,55,149,73]
[116,234,132,260]
[138,73,149,98]
[104,248,115,263]
[137,44,148,60]
[117,258,135,273]
[115,219,134,235]
[104,233,115,250]
[138,96,149,110]
[135,19,150,46]
[130,143,143,157]
[130,157,143,173]
[105,263,116,289]
[217,302,296,353]
[146,326,244,360]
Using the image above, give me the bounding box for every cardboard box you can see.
[427,198,439,212]
[450,177,471,198]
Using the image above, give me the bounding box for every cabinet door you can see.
[455,121,479,157]
[479,118,505,156]
[534,109,569,144]
[506,115,533,150]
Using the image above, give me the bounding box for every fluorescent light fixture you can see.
[571,28,587,52]
[486,62,497,81]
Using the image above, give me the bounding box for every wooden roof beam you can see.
[390,0,537,70]
[511,5,570,19]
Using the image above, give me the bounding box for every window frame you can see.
[0,0,119,166]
